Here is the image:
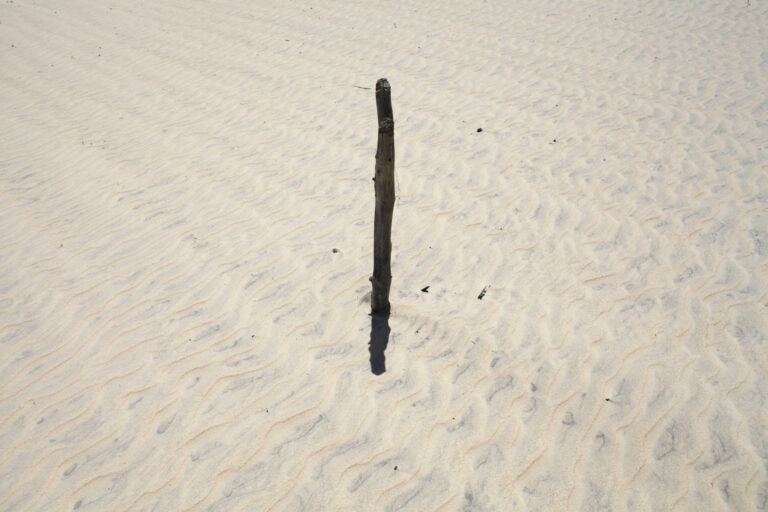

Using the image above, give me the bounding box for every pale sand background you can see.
[1,0,767,510]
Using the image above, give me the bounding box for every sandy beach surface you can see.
[1,0,767,510]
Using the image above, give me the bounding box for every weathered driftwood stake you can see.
[371,78,395,314]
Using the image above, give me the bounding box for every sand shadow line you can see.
[368,311,390,375]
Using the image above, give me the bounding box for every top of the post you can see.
[376,78,393,132]
[376,78,390,93]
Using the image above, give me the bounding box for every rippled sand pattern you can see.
[1,0,767,510]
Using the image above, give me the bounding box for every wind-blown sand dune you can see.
[1,0,767,510]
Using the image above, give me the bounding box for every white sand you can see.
[1,0,767,510]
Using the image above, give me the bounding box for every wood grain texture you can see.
[371,78,395,314]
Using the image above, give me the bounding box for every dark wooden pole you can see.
[371,78,395,314]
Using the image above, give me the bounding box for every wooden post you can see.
[371,78,395,314]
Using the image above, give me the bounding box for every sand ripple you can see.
[1,0,767,510]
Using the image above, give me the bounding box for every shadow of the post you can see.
[368,311,390,375]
